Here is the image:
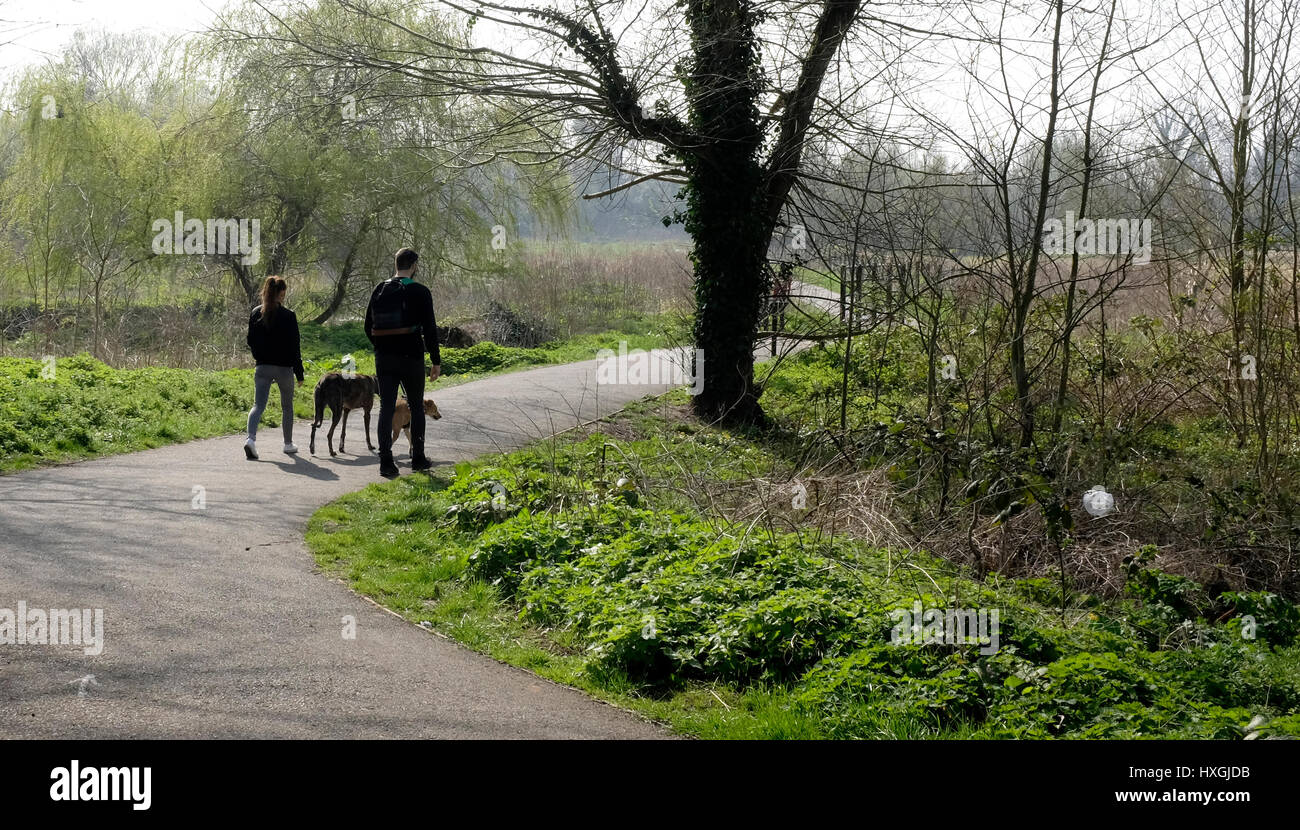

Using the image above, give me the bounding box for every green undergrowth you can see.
[306,391,1300,739]
[0,354,301,472]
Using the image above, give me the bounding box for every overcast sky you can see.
[0,0,223,75]
[0,0,1269,161]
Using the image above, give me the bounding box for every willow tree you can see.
[219,0,867,423]
[208,0,567,315]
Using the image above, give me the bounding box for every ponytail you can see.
[260,276,287,328]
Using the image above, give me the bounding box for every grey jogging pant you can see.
[248,364,296,443]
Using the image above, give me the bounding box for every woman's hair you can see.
[259,276,287,328]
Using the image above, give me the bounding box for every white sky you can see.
[0,0,1276,165]
[0,0,223,74]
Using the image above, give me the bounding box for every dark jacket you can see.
[247,305,305,381]
[364,278,441,364]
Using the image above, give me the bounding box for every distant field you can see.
[0,240,694,368]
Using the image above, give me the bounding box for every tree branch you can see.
[582,167,688,199]
[763,0,864,228]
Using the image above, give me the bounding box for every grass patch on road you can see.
[305,386,1300,739]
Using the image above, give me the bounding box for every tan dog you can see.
[391,398,441,445]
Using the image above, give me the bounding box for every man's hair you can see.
[395,248,419,272]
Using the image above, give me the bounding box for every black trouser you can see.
[376,352,426,460]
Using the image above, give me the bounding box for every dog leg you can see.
[310,388,324,455]
[363,404,373,452]
[328,410,341,457]
[340,409,350,454]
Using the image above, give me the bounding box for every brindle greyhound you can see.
[310,373,378,456]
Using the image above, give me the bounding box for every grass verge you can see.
[305,387,1300,739]
[0,325,671,473]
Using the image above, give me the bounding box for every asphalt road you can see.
[0,356,686,738]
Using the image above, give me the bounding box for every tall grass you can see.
[437,241,693,340]
[0,241,693,368]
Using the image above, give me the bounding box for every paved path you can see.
[790,281,843,311]
[0,357,686,738]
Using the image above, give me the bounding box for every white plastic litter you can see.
[1082,485,1115,517]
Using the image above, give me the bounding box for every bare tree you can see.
[212,0,902,423]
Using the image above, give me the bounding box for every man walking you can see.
[365,247,441,478]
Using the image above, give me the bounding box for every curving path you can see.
[0,355,691,738]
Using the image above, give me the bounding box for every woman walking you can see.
[245,276,304,459]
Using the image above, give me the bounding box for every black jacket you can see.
[364,278,441,364]
[247,305,305,381]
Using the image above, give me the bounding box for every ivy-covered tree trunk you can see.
[683,0,770,425]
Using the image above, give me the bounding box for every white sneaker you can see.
[283,443,298,454]
[244,439,258,460]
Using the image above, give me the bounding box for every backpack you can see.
[370,278,418,333]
